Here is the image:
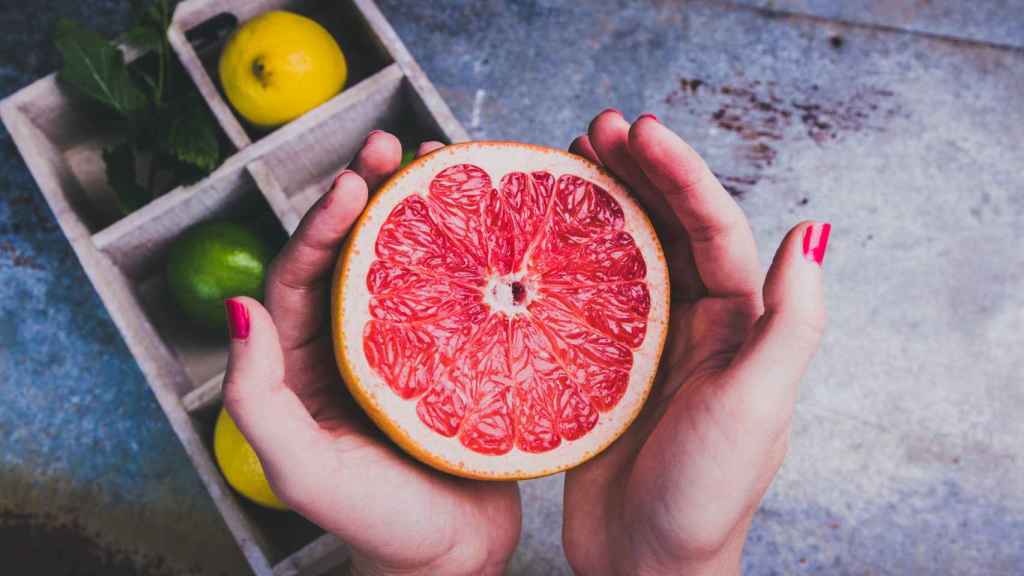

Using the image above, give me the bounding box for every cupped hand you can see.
[221,132,521,576]
[562,111,830,575]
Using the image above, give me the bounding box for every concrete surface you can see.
[731,0,1024,48]
[2,1,1023,574]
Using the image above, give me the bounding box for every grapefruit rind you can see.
[332,142,670,480]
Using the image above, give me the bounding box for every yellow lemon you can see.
[213,408,288,510]
[219,11,347,128]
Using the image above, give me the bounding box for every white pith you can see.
[483,273,532,315]
[336,142,670,479]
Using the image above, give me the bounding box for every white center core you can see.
[484,273,532,315]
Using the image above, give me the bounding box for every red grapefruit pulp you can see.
[332,142,669,479]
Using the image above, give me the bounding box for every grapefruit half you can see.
[332,142,669,479]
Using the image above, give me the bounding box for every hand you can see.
[562,111,830,575]
[221,132,521,576]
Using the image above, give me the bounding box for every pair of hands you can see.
[222,111,829,576]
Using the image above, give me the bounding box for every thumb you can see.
[222,297,325,500]
[721,221,831,429]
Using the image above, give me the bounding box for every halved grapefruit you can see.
[332,142,669,479]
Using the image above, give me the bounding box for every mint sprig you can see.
[55,0,223,214]
[55,19,148,116]
[161,92,221,173]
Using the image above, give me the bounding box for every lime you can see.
[213,408,287,510]
[166,220,271,330]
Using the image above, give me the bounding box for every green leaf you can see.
[103,142,150,213]
[159,95,221,174]
[55,19,147,116]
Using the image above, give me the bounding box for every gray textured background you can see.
[1,1,1022,574]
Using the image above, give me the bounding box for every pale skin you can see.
[223,112,828,576]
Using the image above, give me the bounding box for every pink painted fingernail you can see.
[225,298,250,340]
[602,107,622,117]
[637,113,659,123]
[802,222,832,265]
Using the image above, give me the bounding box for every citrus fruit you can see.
[332,142,670,479]
[213,408,287,510]
[218,11,348,128]
[166,221,271,330]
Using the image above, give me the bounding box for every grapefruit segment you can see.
[375,195,484,285]
[485,171,557,276]
[556,383,599,441]
[363,300,488,398]
[334,142,669,479]
[540,281,652,348]
[415,377,467,437]
[454,314,515,454]
[484,186,517,277]
[552,174,624,236]
[368,264,481,323]
[362,321,445,399]
[538,230,646,285]
[509,316,562,453]
[427,164,491,268]
[459,385,516,455]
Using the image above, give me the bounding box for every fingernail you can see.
[601,107,622,117]
[225,298,250,340]
[362,130,386,148]
[802,222,832,265]
[323,170,354,209]
[637,113,659,123]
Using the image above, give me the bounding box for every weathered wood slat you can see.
[183,372,225,413]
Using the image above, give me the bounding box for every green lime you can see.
[401,149,416,167]
[166,221,271,330]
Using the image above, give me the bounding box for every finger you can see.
[417,140,445,157]
[628,117,762,299]
[722,222,830,430]
[586,111,702,298]
[351,130,403,190]
[569,134,601,165]
[222,298,326,485]
[587,110,681,236]
[265,171,368,350]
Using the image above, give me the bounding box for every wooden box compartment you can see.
[171,0,396,148]
[1,0,467,574]
[94,165,288,394]
[4,69,236,234]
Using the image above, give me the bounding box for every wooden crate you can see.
[0,0,468,574]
